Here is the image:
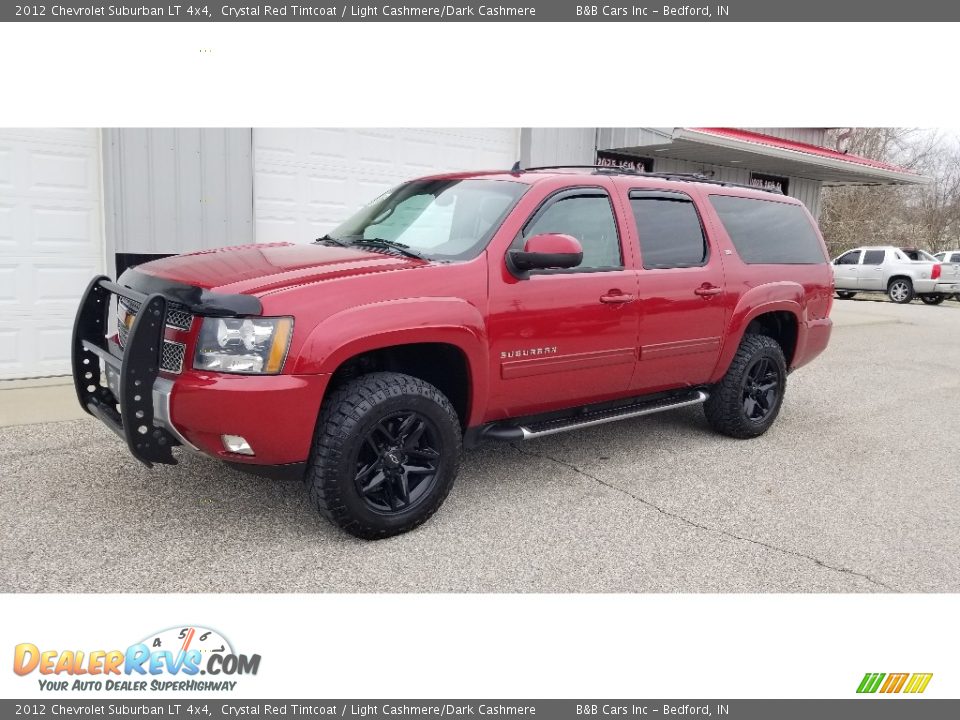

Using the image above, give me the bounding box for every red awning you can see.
[688,128,916,176]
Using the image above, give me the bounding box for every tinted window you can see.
[523,193,622,270]
[952,253,960,263]
[862,250,886,265]
[835,251,861,265]
[709,196,826,264]
[630,192,707,269]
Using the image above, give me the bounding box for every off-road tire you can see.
[836,291,857,299]
[888,278,914,304]
[920,294,945,305]
[704,333,787,439]
[307,372,462,540]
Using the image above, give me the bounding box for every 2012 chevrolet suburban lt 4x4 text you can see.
[73,166,834,538]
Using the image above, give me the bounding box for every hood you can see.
[133,242,428,295]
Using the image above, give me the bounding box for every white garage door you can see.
[0,129,103,380]
[253,128,519,243]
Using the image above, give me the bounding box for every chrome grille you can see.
[117,297,193,346]
[160,341,186,374]
[117,297,191,375]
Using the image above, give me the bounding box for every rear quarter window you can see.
[709,195,827,265]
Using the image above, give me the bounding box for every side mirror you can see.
[507,233,583,276]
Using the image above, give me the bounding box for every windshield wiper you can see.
[314,234,350,247]
[349,237,426,260]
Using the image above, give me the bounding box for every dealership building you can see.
[0,126,924,380]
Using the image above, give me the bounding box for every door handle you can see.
[600,291,635,304]
[694,284,722,297]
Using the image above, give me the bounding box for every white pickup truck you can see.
[832,246,960,304]
[934,250,960,302]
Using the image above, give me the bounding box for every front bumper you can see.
[73,275,325,468]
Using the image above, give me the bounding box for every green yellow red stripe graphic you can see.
[857,672,933,694]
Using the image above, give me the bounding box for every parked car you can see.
[72,167,834,539]
[832,246,960,304]
[933,250,960,302]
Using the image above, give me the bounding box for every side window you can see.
[522,191,622,270]
[862,250,886,265]
[935,253,946,261]
[709,195,827,264]
[629,191,707,269]
[836,251,861,265]
[952,253,960,263]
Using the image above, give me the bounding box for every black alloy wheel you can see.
[704,333,787,439]
[308,371,462,539]
[354,411,442,514]
[741,356,781,423]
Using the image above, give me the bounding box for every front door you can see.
[833,249,862,290]
[486,187,639,420]
[624,189,727,393]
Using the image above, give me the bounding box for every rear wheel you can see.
[836,291,857,299]
[307,371,462,539]
[920,294,946,305]
[704,334,787,439]
[888,278,914,304]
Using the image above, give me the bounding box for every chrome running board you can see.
[481,389,709,442]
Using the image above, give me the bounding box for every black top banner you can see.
[4,0,960,22]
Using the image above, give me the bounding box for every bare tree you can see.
[819,128,960,256]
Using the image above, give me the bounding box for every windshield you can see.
[327,178,527,261]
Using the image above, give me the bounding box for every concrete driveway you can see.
[2,298,959,593]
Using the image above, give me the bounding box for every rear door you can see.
[858,249,888,290]
[833,250,862,289]
[623,187,727,394]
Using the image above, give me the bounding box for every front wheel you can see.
[888,278,914,304]
[307,372,462,539]
[704,334,787,439]
[920,294,946,305]
[836,291,857,299]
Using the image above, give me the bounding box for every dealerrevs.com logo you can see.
[13,626,261,692]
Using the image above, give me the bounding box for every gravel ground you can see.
[2,298,958,593]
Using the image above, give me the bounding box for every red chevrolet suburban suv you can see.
[73,166,833,538]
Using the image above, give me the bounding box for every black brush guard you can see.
[72,272,265,467]
[71,275,180,467]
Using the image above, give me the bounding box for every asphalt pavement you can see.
[2,297,958,593]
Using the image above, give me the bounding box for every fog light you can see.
[222,434,254,455]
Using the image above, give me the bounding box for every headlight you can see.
[194,317,293,374]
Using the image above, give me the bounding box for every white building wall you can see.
[253,128,520,244]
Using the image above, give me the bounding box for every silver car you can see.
[934,250,960,302]
[832,246,960,304]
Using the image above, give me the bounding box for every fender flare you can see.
[713,282,804,379]
[292,297,489,425]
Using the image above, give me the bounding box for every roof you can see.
[617,128,929,186]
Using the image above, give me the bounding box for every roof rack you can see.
[512,164,783,194]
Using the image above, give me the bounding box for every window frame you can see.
[835,250,862,266]
[627,188,710,271]
[513,186,626,275]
